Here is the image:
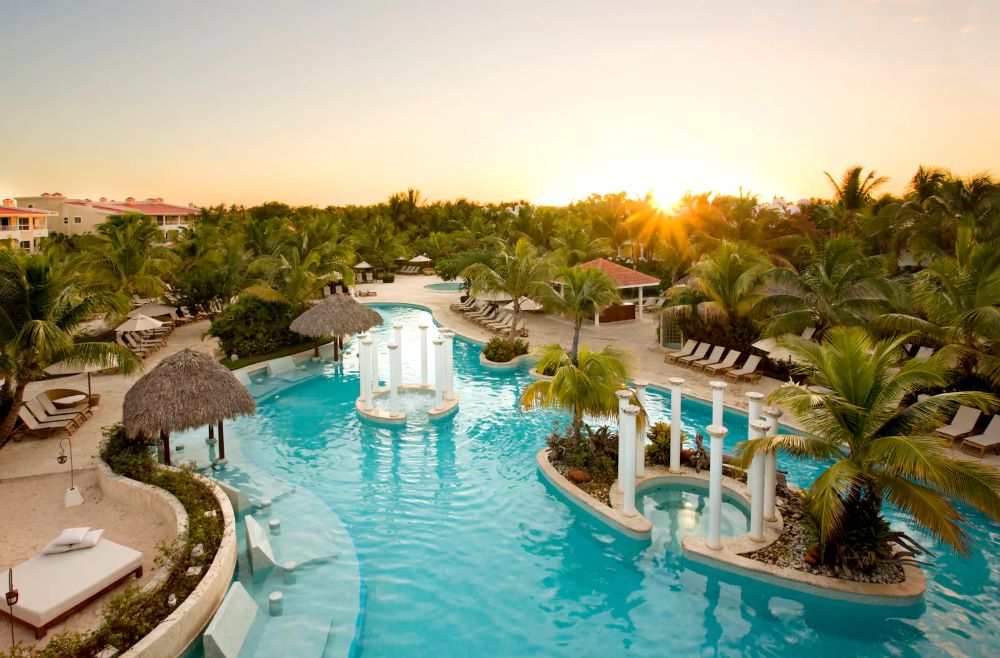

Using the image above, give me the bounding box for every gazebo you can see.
[573,258,660,323]
[123,349,255,466]
[290,293,383,361]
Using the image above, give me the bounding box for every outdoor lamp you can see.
[58,437,84,507]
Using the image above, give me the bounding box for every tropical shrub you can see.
[381,272,395,283]
[546,423,619,481]
[208,294,302,356]
[645,421,688,466]
[482,337,529,363]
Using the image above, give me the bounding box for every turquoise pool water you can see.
[423,282,465,292]
[200,304,1000,657]
[640,483,750,553]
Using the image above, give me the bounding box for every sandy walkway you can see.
[0,468,175,650]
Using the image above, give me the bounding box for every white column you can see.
[393,323,403,347]
[444,331,455,398]
[710,380,727,427]
[749,418,769,542]
[433,337,444,406]
[621,404,639,516]
[763,406,783,522]
[418,324,429,385]
[745,391,764,490]
[638,287,644,321]
[706,424,728,550]
[388,342,401,412]
[615,389,632,492]
[634,381,648,477]
[359,336,372,408]
[668,377,685,472]
[370,337,380,395]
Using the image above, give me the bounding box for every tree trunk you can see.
[570,320,582,364]
[572,405,584,439]
[0,383,26,449]
[509,302,520,339]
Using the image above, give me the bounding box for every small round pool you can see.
[639,482,749,551]
[423,282,465,292]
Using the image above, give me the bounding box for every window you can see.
[19,218,29,230]
[64,217,69,224]
[73,216,82,224]
[20,240,31,249]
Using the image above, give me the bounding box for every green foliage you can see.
[0,424,224,658]
[381,272,395,283]
[674,311,760,354]
[436,248,495,281]
[644,421,689,466]
[547,423,619,481]
[208,294,302,356]
[482,337,529,363]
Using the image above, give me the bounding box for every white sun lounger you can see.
[959,416,1000,458]
[726,354,762,383]
[690,345,725,371]
[678,343,712,365]
[664,340,698,363]
[704,350,741,374]
[266,356,308,382]
[4,539,143,638]
[234,369,278,396]
[914,346,935,359]
[935,406,981,443]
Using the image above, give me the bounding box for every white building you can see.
[15,192,201,236]
[0,198,53,251]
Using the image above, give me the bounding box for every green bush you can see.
[208,294,303,357]
[481,337,529,363]
[0,425,226,658]
[675,312,760,354]
[381,273,395,283]
[645,421,689,466]
[547,424,619,481]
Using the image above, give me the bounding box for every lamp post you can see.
[58,437,83,507]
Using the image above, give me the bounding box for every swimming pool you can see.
[423,282,465,292]
[192,304,1000,657]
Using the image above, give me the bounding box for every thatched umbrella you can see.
[123,349,255,466]
[289,293,383,361]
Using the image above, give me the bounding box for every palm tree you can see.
[879,226,1000,387]
[538,266,620,362]
[663,240,770,322]
[520,344,632,438]
[74,215,179,300]
[0,250,143,446]
[735,327,1000,559]
[461,238,556,338]
[354,214,407,274]
[825,166,889,212]
[758,237,896,337]
[249,243,354,308]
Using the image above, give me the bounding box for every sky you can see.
[1,0,997,208]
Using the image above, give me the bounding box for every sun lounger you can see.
[935,406,981,443]
[476,309,501,326]
[2,539,143,638]
[266,356,309,382]
[690,345,725,371]
[801,327,816,340]
[959,416,1000,457]
[664,339,697,363]
[450,298,476,311]
[914,346,935,359]
[704,350,741,374]
[725,354,762,383]
[17,406,78,435]
[25,398,85,427]
[37,394,93,419]
[678,343,712,365]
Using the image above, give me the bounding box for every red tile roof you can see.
[65,201,200,216]
[576,258,660,288]
[0,206,56,217]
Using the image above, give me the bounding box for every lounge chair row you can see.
[17,393,94,436]
[452,299,527,336]
[398,265,424,274]
[935,406,1000,457]
[116,327,172,359]
[664,340,762,382]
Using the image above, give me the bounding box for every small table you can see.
[53,394,87,408]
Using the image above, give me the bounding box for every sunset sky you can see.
[1,0,997,208]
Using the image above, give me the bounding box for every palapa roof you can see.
[123,348,255,438]
[290,293,383,338]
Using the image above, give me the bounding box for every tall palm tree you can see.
[520,344,632,438]
[664,240,770,322]
[879,226,1000,387]
[0,250,142,445]
[461,238,556,338]
[249,244,353,308]
[824,166,889,213]
[74,215,179,300]
[735,327,1000,559]
[538,266,620,362]
[758,237,896,337]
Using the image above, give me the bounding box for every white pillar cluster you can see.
[418,324,429,385]
[706,423,728,550]
[443,331,455,398]
[668,377,684,472]
[370,337,380,393]
[615,389,632,492]
[710,380,726,427]
[393,323,403,347]
[745,391,764,491]
[748,418,769,542]
[620,404,639,517]
[433,337,445,406]
[634,381,648,477]
[388,342,401,412]
[763,406,783,522]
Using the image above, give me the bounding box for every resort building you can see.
[0,198,53,251]
[15,192,201,236]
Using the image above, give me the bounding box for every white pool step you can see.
[203,582,263,658]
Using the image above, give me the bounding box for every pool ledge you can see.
[479,351,536,371]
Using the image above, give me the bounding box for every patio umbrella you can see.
[116,313,163,333]
[123,349,255,466]
[290,293,383,361]
[503,297,542,312]
[45,354,120,410]
[354,261,373,269]
[129,303,177,320]
[409,254,432,263]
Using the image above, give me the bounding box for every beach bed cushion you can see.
[5,539,143,638]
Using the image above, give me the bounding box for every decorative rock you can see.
[167,593,177,607]
[567,469,591,484]
[268,591,284,617]
[203,509,218,518]
[269,518,281,535]
[187,566,203,577]
[191,543,205,559]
